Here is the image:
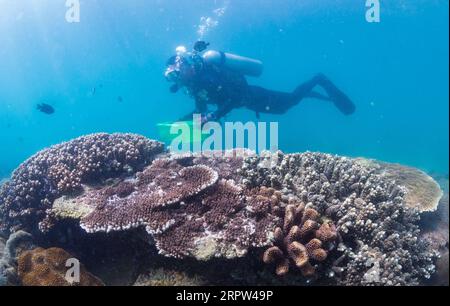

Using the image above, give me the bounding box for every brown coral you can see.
[263,203,338,277]
[373,161,443,212]
[18,247,104,286]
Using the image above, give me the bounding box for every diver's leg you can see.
[245,74,355,116]
[245,84,332,115]
[292,74,326,101]
[305,90,332,101]
[315,74,356,115]
[245,86,297,114]
[292,73,355,115]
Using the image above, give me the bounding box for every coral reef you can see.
[371,161,443,212]
[0,254,15,286]
[1,230,34,265]
[51,152,281,260]
[263,203,338,277]
[0,231,35,286]
[0,131,445,286]
[420,191,449,286]
[243,151,441,285]
[18,247,104,286]
[134,268,206,286]
[0,178,7,188]
[0,237,4,257]
[0,133,164,236]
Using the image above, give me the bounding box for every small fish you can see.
[118,96,123,103]
[37,103,55,115]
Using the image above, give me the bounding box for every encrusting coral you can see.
[17,247,104,286]
[0,133,164,236]
[263,202,338,277]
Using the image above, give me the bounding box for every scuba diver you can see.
[165,41,355,123]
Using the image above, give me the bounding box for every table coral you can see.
[56,152,281,260]
[78,158,220,233]
[372,161,443,212]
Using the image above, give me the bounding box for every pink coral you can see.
[0,133,164,235]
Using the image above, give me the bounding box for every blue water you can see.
[0,0,448,178]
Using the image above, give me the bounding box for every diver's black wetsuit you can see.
[179,60,355,121]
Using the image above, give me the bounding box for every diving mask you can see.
[165,65,181,82]
[164,44,205,83]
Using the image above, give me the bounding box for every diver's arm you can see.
[178,96,208,121]
[180,100,233,123]
[209,100,235,121]
[195,97,208,113]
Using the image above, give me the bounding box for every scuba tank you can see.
[202,50,264,77]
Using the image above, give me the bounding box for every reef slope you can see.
[0,133,445,286]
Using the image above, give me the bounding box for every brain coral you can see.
[18,247,104,286]
[0,133,164,236]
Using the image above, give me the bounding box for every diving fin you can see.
[157,120,207,144]
[321,78,356,115]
